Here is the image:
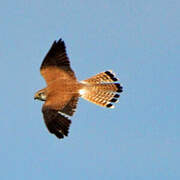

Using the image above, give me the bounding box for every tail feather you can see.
[80,89,117,108]
[81,70,118,84]
[79,70,123,108]
[93,83,123,92]
[92,91,119,104]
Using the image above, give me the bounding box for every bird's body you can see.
[34,38,123,139]
[44,77,80,110]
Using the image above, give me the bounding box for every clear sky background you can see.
[0,0,179,179]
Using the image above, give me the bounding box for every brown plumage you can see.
[34,38,123,139]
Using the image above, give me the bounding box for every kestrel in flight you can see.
[34,38,123,139]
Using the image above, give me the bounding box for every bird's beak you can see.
[34,96,37,100]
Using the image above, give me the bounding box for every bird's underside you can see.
[34,38,123,139]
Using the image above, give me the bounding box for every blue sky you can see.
[0,0,179,179]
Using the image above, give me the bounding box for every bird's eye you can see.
[39,92,45,97]
[38,92,46,101]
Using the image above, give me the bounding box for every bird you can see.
[34,38,123,139]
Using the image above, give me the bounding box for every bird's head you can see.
[34,89,47,101]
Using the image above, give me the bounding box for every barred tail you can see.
[82,70,118,84]
[79,70,123,108]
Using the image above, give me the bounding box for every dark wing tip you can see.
[56,38,64,45]
[40,38,71,70]
[42,107,72,139]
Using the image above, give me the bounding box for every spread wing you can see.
[42,95,79,139]
[42,105,71,139]
[40,39,79,139]
[40,39,76,85]
[60,96,79,116]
